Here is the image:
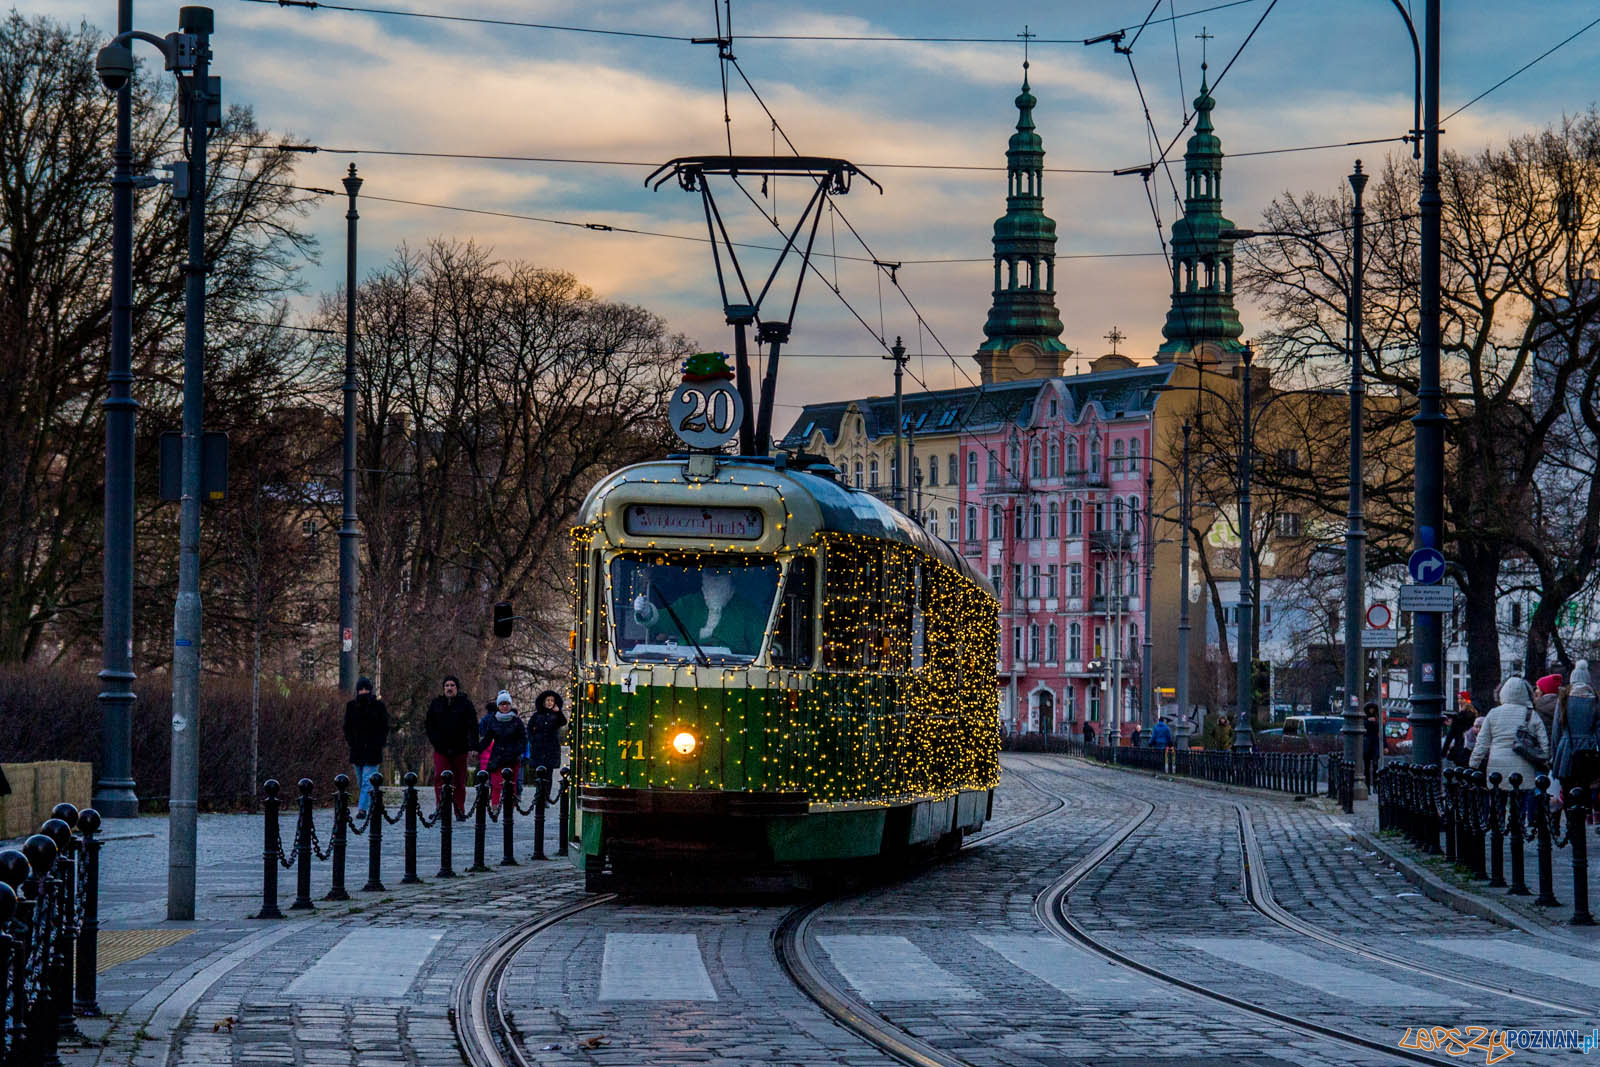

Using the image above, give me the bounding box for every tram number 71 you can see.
[617,739,646,760]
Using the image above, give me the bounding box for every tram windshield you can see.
[609,556,780,664]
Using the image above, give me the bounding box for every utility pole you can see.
[1343,160,1369,797]
[169,4,214,921]
[339,164,362,693]
[1234,343,1255,751]
[885,337,908,511]
[1142,465,1154,733]
[94,0,140,820]
[1175,420,1194,748]
[1411,0,1444,767]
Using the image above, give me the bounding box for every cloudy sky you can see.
[30,0,1600,421]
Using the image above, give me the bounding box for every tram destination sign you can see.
[624,504,764,540]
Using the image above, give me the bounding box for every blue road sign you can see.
[1408,547,1446,584]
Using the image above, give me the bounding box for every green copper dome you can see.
[978,63,1069,383]
[1156,67,1248,366]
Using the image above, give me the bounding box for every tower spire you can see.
[975,61,1071,384]
[1154,63,1247,368]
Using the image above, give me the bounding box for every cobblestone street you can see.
[45,755,1600,1066]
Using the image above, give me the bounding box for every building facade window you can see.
[1029,502,1042,539]
[946,508,957,540]
[853,460,863,488]
[1046,564,1058,598]
[968,452,978,484]
[1014,506,1026,540]
[947,453,957,484]
[1012,563,1024,599]
[1029,624,1041,663]
[967,506,979,542]
[1030,442,1042,478]
[928,458,938,486]
[1068,622,1082,661]
[1047,501,1059,538]
[869,458,879,488]
[1069,499,1083,535]
[1069,562,1082,597]
[990,504,1003,540]
[1046,623,1059,662]
[988,451,999,481]
[1013,626,1024,662]
[1112,439,1126,473]
[1047,440,1060,477]
[1129,439,1141,472]
[1029,565,1041,598]
[990,564,1003,594]
[1089,436,1102,473]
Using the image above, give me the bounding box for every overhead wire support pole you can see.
[339,164,362,694]
[1343,160,1369,797]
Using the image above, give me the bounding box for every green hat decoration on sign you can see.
[681,351,735,383]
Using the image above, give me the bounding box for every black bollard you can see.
[363,772,387,893]
[436,771,456,878]
[1567,788,1594,926]
[557,767,570,858]
[0,883,13,1043]
[325,775,351,901]
[1468,770,1489,881]
[1488,773,1506,887]
[500,769,519,867]
[22,832,61,1065]
[1534,775,1560,907]
[1507,774,1530,896]
[470,770,490,873]
[402,771,421,885]
[73,809,101,1015]
[532,766,549,861]
[10,889,34,1057]
[255,781,284,919]
[291,779,315,910]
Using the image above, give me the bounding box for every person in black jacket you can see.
[425,675,477,817]
[1362,702,1381,788]
[344,677,389,816]
[479,690,528,809]
[526,690,568,781]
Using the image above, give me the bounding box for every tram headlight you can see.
[672,731,697,756]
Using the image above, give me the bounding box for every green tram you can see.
[568,452,1000,889]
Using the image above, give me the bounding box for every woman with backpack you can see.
[1553,660,1599,822]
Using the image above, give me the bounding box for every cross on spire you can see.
[1195,25,1213,69]
[1018,24,1035,67]
[1104,326,1126,355]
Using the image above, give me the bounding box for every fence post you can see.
[1487,773,1506,887]
[1534,775,1560,907]
[402,771,421,885]
[1469,770,1490,881]
[73,809,101,1016]
[501,769,519,867]
[325,775,350,901]
[254,780,284,919]
[0,882,12,1048]
[43,813,79,1045]
[557,767,570,858]
[1507,773,1529,896]
[8,874,32,1058]
[436,772,456,879]
[291,779,315,910]
[363,772,387,893]
[532,766,549,861]
[23,832,60,1065]
[1567,787,1594,926]
[470,770,490,873]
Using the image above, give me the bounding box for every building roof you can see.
[779,362,1173,449]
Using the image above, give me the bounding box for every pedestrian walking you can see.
[479,690,528,809]
[1552,660,1599,819]
[1151,716,1175,773]
[1082,722,1096,746]
[1362,702,1380,788]
[343,677,389,816]
[1534,673,1563,735]
[425,674,477,818]
[1443,707,1474,767]
[1218,713,1235,751]
[1468,677,1550,815]
[526,689,568,782]
[1130,724,1143,749]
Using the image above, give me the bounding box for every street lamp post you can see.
[1176,421,1194,747]
[168,5,215,922]
[1343,160,1370,796]
[1410,0,1446,768]
[339,165,362,693]
[1234,344,1255,751]
[1142,466,1154,733]
[94,0,140,820]
[885,338,908,511]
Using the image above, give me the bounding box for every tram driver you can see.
[630,565,769,657]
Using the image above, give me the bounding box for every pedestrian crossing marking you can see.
[598,933,717,1001]
[286,928,442,998]
[975,934,1168,1001]
[1181,937,1463,1006]
[1424,938,1600,989]
[817,934,977,1002]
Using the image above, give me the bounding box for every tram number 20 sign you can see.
[669,378,744,450]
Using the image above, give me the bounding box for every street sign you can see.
[1362,627,1399,648]
[341,626,353,653]
[1399,583,1453,612]
[1365,603,1392,629]
[1408,547,1446,584]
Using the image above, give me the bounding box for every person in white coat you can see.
[1469,677,1551,812]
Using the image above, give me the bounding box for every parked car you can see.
[1282,715,1343,737]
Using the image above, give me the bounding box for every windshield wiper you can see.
[650,586,710,667]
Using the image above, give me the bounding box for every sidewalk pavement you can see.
[56,791,575,1067]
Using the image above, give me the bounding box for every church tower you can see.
[1154,66,1248,369]
[975,63,1071,384]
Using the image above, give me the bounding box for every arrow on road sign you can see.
[1408,547,1445,584]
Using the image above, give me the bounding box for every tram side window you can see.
[771,558,816,667]
[591,549,609,660]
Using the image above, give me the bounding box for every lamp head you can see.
[96,42,136,92]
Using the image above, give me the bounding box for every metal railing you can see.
[1006,737,1325,797]
[1,804,104,1066]
[254,766,570,920]
[1376,765,1594,927]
